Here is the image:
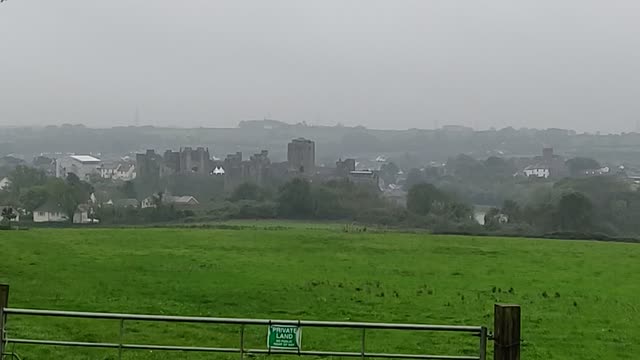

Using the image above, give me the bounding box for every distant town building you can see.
[523,164,550,178]
[73,204,98,224]
[287,138,315,174]
[179,147,211,175]
[135,146,211,187]
[33,202,66,223]
[382,186,407,207]
[33,202,95,223]
[99,164,116,179]
[223,152,245,190]
[521,147,567,178]
[141,194,199,208]
[136,150,163,181]
[162,147,212,175]
[136,147,212,181]
[117,163,136,181]
[141,196,156,209]
[133,138,385,195]
[348,170,381,190]
[222,150,272,191]
[32,155,56,176]
[111,199,139,208]
[165,195,200,207]
[0,177,11,191]
[584,167,611,176]
[56,155,101,180]
[247,150,271,186]
[99,162,136,181]
[336,158,356,176]
[162,149,181,175]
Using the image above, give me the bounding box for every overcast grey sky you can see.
[1,1,639,132]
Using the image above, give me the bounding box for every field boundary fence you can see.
[0,284,520,360]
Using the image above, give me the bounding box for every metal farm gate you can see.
[0,285,521,360]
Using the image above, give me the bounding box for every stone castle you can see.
[136,138,379,191]
[136,147,212,180]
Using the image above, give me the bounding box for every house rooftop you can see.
[292,137,313,143]
[35,201,64,213]
[166,196,199,205]
[114,199,139,207]
[70,155,101,163]
[76,204,92,212]
[99,162,119,169]
[119,163,134,172]
[524,163,550,170]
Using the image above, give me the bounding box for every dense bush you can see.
[277,178,314,218]
[482,176,640,238]
[236,200,277,219]
[96,205,191,225]
[230,183,271,202]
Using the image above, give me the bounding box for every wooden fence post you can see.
[494,303,520,360]
[0,284,9,356]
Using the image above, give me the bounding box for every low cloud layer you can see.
[1,1,639,133]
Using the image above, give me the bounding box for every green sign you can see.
[267,324,302,350]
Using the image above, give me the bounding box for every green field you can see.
[1,227,639,360]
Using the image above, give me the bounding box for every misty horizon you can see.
[2,1,640,133]
[0,119,631,136]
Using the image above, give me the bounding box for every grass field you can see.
[1,227,639,360]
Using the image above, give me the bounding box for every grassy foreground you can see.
[0,227,639,360]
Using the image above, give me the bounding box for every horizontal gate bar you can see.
[3,308,481,332]
[6,338,480,360]
[249,349,480,360]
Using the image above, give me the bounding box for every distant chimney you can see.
[543,147,553,161]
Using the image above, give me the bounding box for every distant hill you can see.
[238,119,290,129]
[2,124,640,167]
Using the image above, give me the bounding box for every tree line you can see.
[0,166,93,222]
[482,176,640,239]
[5,161,640,241]
[182,178,477,230]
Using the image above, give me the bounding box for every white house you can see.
[141,196,157,209]
[0,177,11,191]
[99,162,136,181]
[116,163,136,181]
[33,202,67,222]
[348,170,381,190]
[99,162,119,179]
[73,204,98,224]
[112,198,139,208]
[523,164,550,178]
[56,155,102,180]
[141,195,199,209]
[382,187,407,207]
[584,166,611,176]
[167,196,199,207]
[33,202,97,223]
